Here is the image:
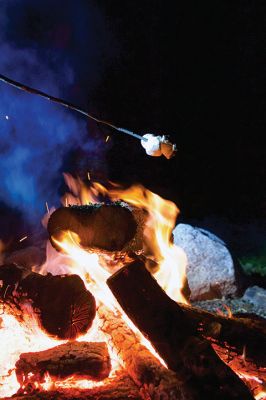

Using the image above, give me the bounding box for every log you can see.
[0,263,96,339]
[107,260,254,400]
[1,371,142,400]
[47,203,144,253]
[97,303,197,400]
[15,341,111,388]
[211,343,266,397]
[179,303,266,366]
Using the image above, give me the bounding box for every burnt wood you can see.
[179,303,266,366]
[107,260,254,400]
[16,341,111,388]
[98,303,196,400]
[0,263,96,339]
[47,204,139,252]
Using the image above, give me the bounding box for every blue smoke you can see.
[0,1,112,224]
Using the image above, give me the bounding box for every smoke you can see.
[0,0,113,225]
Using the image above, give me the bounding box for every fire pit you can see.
[0,175,265,400]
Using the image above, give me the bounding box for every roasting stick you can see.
[0,73,176,158]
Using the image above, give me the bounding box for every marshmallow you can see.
[141,134,177,159]
[141,134,162,157]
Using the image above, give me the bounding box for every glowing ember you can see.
[0,313,64,397]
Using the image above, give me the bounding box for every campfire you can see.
[0,174,265,400]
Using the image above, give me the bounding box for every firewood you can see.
[107,260,254,400]
[16,341,111,388]
[0,263,96,339]
[47,203,144,253]
[2,371,142,400]
[211,343,266,397]
[98,303,197,400]
[179,303,266,366]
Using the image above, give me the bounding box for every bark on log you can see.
[107,260,254,400]
[179,303,266,366]
[0,263,96,339]
[1,371,142,400]
[16,341,111,387]
[47,203,144,253]
[98,303,196,400]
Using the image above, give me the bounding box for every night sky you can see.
[0,0,265,250]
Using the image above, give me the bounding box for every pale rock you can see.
[243,286,266,312]
[173,224,238,300]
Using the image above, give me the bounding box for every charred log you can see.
[98,303,196,400]
[16,341,111,388]
[107,260,254,400]
[211,343,266,397]
[2,371,141,400]
[0,263,96,339]
[179,303,266,366]
[47,203,144,253]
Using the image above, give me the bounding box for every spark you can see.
[45,202,50,214]
[87,172,91,181]
[5,115,9,120]
[19,236,27,243]
[105,135,110,143]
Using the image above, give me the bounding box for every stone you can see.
[173,223,238,300]
[243,286,266,312]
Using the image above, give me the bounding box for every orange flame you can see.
[62,174,188,304]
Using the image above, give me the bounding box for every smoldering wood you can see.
[107,260,254,400]
[97,303,196,400]
[16,341,111,388]
[0,263,96,339]
[47,203,145,253]
[179,303,266,366]
[211,343,266,397]
[2,371,142,400]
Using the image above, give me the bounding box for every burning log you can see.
[107,260,254,400]
[2,371,142,400]
[97,303,196,400]
[0,263,96,339]
[15,341,111,388]
[178,303,266,366]
[47,203,144,253]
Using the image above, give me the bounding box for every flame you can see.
[46,175,188,370]
[255,391,266,400]
[62,174,188,304]
[2,174,263,398]
[52,230,167,367]
[0,312,65,397]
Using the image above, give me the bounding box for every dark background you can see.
[0,0,265,256]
